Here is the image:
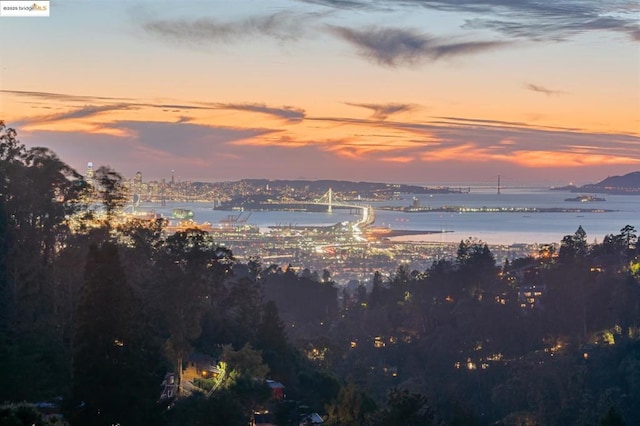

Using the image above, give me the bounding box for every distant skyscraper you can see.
[86,161,94,179]
[171,169,175,186]
[135,171,142,185]
[85,161,95,186]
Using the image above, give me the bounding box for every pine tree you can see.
[72,242,160,425]
[255,301,291,381]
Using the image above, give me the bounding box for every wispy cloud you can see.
[143,12,315,44]
[13,104,136,128]
[345,102,415,119]
[207,103,306,122]
[294,0,376,10]
[431,116,579,131]
[464,15,639,42]
[3,89,307,125]
[389,117,640,165]
[328,25,509,66]
[297,0,640,42]
[1,89,215,112]
[0,89,133,103]
[305,113,640,167]
[419,0,640,42]
[525,83,566,96]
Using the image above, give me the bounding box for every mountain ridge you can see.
[578,171,640,194]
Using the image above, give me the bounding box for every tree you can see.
[151,230,234,390]
[0,402,52,426]
[1,122,87,348]
[455,239,497,299]
[369,271,386,308]
[255,301,291,381]
[600,406,625,426]
[247,256,262,282]
[456,239,495,271]
[93,166,128,225]
[72,242,161,425]
[357,283,368,306]
[0,121,21,162]
[222,343,270,380]
[166,391,249,426]
[617,225,637,254]
[325,384,377,426]
[322,268,333,283]
[216,344,272,415]
[559,226,589,264]
[116,217,166,295]
[1,129,87,333]
[376,389,434,426]
[153,231,211,389]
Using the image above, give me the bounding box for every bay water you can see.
[137,188,639,245]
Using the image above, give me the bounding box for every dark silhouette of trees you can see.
[0,123,86,335]
[93,166,128,225]
[150,230,234,390]
[72,242,161,425]
[262,266,338,340]
[600,406,626,426]
[456,238,498,300]
[166,392,249,426]
[325,383,377,426]
[559,225,588,264]
[0,123,89,403]
[618,225,637,254]
[255,300,294,382]
[375,388,434,426]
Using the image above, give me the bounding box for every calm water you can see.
[137,188,640,245]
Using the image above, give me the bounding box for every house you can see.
[159,372,177,403]
[518,284,545,309]
[183,352,219,382]
[252,409,275,426]
[266,379,285,400]
[300,412,324,425]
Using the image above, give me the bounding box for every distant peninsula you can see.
[551,171,640,195]
[577,171,640,195]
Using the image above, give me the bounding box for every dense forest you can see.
[1,121,639,425]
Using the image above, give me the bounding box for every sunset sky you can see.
[1,0,639,185]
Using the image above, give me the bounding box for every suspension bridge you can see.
[314,188,374,227]
[275,188,375,227]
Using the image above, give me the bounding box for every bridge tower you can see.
[316,188,334,212]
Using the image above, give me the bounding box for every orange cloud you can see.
[4,89,638,179]
[323,139,416,159]
[381,156,414,163]
[419,143,492,162]
[18,121,136,138]
[507,150,640,167]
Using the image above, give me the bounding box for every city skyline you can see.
[1,0,639,185]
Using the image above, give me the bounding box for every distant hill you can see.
[577,171,640,195]
[207,179,470,196]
